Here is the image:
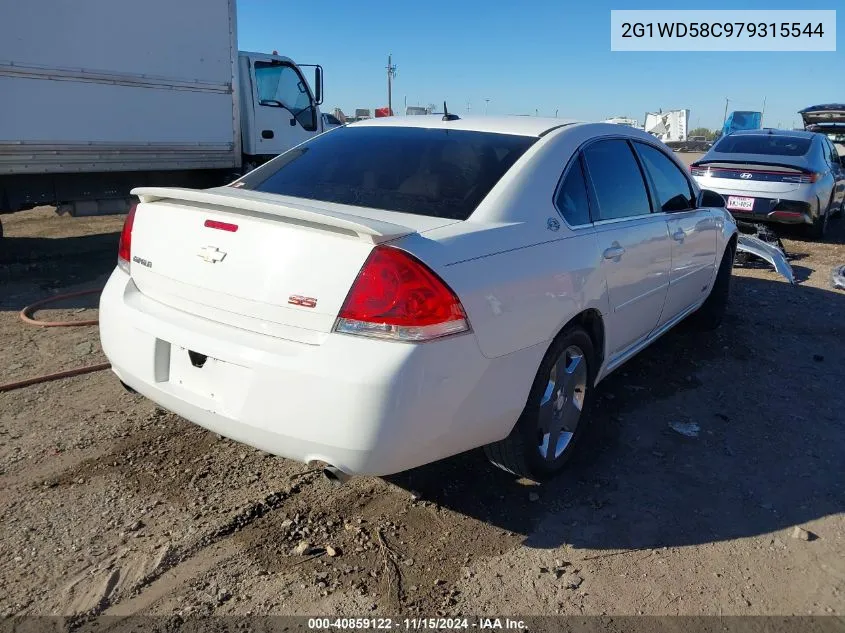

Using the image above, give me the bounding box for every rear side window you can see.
[582,139,651,221]
[554,158,592,226]
[634,143,695,212]
[238,126,536,220]
[713,135,812,156]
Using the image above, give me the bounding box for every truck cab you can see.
[238,51,324,170]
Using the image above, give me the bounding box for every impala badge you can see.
[197,245,227,263]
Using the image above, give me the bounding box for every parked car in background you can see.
[101,117,737,481]
[691,129,845,239]
[800,103,845,156]
[322,113,343,130]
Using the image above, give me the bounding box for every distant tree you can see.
[689,127,718,140]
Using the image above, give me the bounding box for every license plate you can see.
[726,196,755,211]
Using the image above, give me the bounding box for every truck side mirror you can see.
[314,66,323,105]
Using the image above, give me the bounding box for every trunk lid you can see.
[800,104,845,129]
[127,187,456,344]
[691,160,811,194]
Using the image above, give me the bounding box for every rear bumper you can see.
[99,269,532,476]
[707,190,817,226]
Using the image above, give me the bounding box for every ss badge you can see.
[288,295,317,308]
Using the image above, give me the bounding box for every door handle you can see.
[672,228,686,242]
[603,245,625,260]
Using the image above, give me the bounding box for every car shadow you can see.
[387,274,845,550]
[0,233,118,311]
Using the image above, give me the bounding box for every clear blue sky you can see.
[237,0,842,130]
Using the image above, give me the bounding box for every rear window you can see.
[237,126,536,220]
[713,135,812,156]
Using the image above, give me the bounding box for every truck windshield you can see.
[254,62,312,116]
[237,126,537,220]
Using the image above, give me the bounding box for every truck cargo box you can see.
[0,0,240,178]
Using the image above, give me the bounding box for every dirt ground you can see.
[1,176,844,623]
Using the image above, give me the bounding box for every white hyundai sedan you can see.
[100,116,737,481]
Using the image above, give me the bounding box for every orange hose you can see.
[0,363,111,393]
[19,288,101,327]
[1,288,110,393]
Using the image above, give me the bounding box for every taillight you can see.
[783,172,820,184]
[117,204,137,273]
[334,246,469,342]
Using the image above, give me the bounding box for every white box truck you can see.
[0,0,325,234]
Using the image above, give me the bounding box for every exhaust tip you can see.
[322,466,351,485]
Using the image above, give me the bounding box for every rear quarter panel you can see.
[396,125,617,361]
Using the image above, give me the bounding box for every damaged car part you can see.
[736,235,795,284]
[832,265,845,291]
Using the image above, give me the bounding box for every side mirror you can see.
[698,189,725,208]
[313,66,323,105]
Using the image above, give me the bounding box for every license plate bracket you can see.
[169,346,248,411]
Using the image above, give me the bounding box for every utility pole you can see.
[722,97,731,127]
[484,98,491,115]
[386,54,397,115]
[466,100,471,113]
[761,96,767,126]
[555,108,559,118]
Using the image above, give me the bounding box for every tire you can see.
[484,326,596,481]
[806,196,833,240]
[689,242,734,331]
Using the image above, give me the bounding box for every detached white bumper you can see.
[99,269,533,475]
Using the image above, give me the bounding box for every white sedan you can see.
[100,116,737,481]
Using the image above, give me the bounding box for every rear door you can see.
[633,141,718,324]
[582,139,671,356]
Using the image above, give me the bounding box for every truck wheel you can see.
[484,326,596,481]
[689,243,734,331]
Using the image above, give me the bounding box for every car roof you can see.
[347,115,583,137]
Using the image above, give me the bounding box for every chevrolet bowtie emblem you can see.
[197,245,227,263]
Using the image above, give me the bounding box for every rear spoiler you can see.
[130,187,416,244]
[691,159,809,172]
